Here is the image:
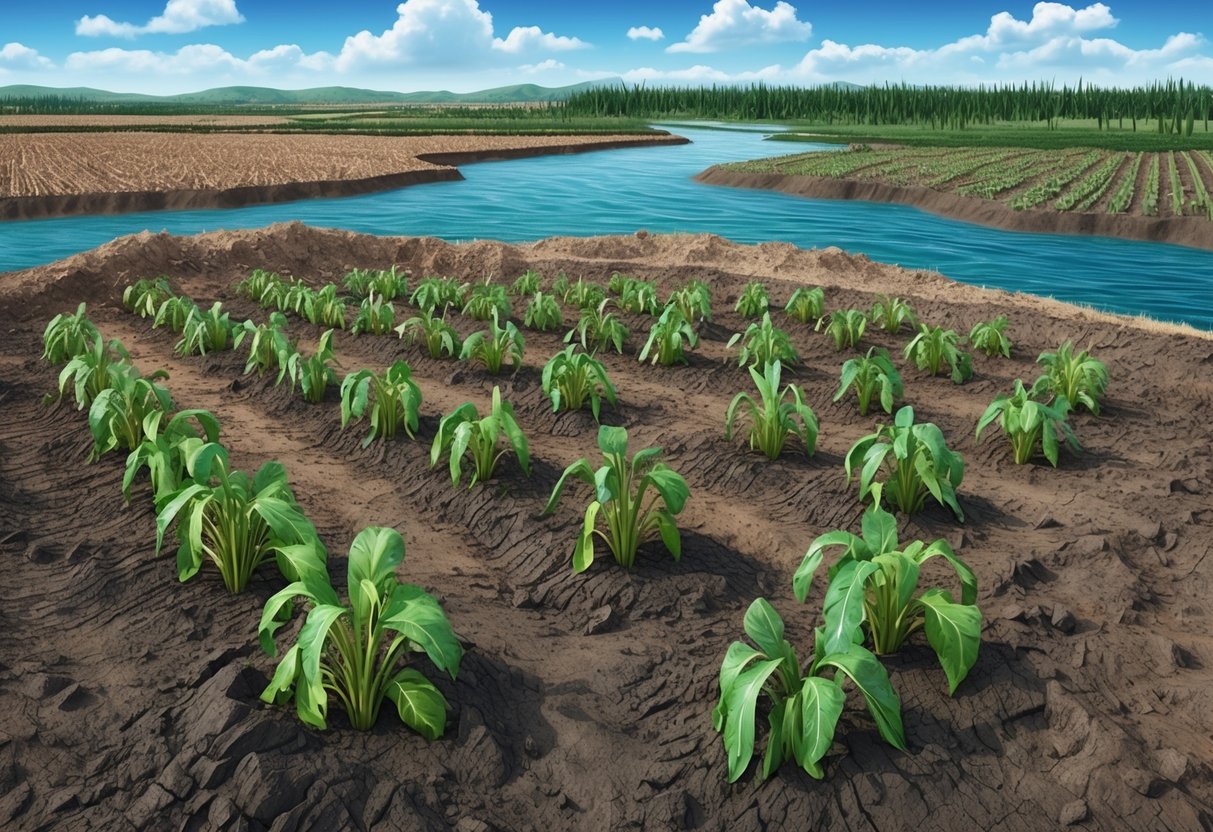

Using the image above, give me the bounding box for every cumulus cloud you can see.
[519,58,566,74]
[627,26,665,42]
[0,42,55,70]
[76,0,244,38]
[66,42,331,75]
[790,3,1205,85]
[668,0,811,54]
[335,0,586,71]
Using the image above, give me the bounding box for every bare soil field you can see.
[703,147,1213,250]
[0,132,686,219]
[0,114,293,128]
[2,225,1213,830]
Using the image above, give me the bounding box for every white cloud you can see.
[519,59,566,74]
[65,42,331,76]
[790,3,1205,85]
[76,0,244,38]
[492,26,586,54]
[0,42,54,70]
[335,0,586,71]
[668,0,811,54]
[627,26,665,42]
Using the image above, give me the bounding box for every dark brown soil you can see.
[2,225,1213,831]
[696,167,1213,251]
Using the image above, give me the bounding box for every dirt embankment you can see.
[2,225,1213,830]
[695,167,1213,251]
[0,133,688,221]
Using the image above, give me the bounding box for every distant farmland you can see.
[725,146,1213,220]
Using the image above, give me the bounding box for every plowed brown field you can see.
[2,226,1212,831]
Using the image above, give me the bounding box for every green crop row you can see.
[1054,153,1129,211]
[1106,152,1144,214]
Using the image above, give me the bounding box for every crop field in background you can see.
[727,146,1213,220]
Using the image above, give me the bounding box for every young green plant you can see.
[794,492,981,694]
[734,282,769,319]
[566,299,629,355]
[175,302,235,357]
[258,526,462,734]
[904,324,973,384]
[544,425,689,573]
[510,270,542,296]
[869,295,917,334]
[713,597,906,782]
[395,308,462,360]
[816,309,867,351]
[523,291,564,332]
[87,364,173,462]
[725,360,818,459]
[968,316,1012,358]
[1032,341,1108,415]
[122,408,221,506]
[340,361,423,447]
[462,281,510,322]
[783,286,825,324]
[123,277,174,319]
[834,347,903,416]
[541,346,617,421]
[350,293,396,335]
[638,305,698,366]
[460,311,525,374]
[430,386,530,487]
[845,406,965,520]
[976,379,1079,466]
[42,302,101,364]
[727,313,799,368]
[286,330,338,404]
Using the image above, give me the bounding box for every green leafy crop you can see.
[523,291,564,332]
[123,409,221,506]
[904,324,973,384]
[351,293,396,335]
[235,269,281,303]
[345,266,407,301]
[460,311,525,374]
[713,598,906,782]
[234,312,294,381]
[1032,341,1108,415]
[510,270,542,296]
[42,302,101,364]
[87,364,173,462]
[869,295,918,334]
[816,309,867,352]
[304,285,349,329]
[259,526,461,734]
[668,279,712,323]
[834,347,903,416]
[431,386,530,487]
[175,302,235,357]
[153,295,198,333]
[735,282,769,319]
[541,346,617,421]
[795,492,981,693]
[617,278,660,315]
[725,360,818,459]
[565,277,606,311]
[56,337,131,410]
[155,443,325,593]
[783,286,825,324]
[544,425,689,573]
[411,276,467,315]
[123,277,174,319]
[396,308,462,360]
[287,330,338,404]
[977,379,1079,466]
[727,313,799,368]
[639,305,698,366]
[462,281,510,322]
[566,299,629,355]
[340,361,422,447]
[967,316,1012,358]
[845,406,965,520]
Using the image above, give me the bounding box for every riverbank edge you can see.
[693,167,1213,252]
[0,135,689,221]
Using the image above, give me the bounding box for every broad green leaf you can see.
[652,509,681,561]
[644,467,689,515]
[822,560,880,657]
[382,590,463,679]
[722,658,784,783]
[572,501,601,573]
[794,531,861,603]
[386,668,448,740]
[543,458,597,515]
[861,505,899,554]
[920,590,982,695]
[713,641,763,731]
[761,698,786,780]
[598,424,628,457]
[743,597,786,659]
[820,644,907,751]
[795,675,846,779]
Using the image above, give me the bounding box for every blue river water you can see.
[2,124,1211,328]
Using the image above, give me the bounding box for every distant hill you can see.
[0,80,621,106]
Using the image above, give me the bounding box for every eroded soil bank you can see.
[2,225,1212,830]
[0,134,687,220]
[695,167,1213,251]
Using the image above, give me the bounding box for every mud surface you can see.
[0,133,686,220]
[695,167,1213,251]
[2,225,1213,830]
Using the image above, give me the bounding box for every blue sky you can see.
[0,1,1210,94]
